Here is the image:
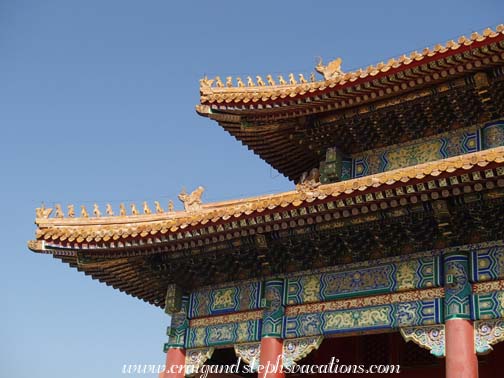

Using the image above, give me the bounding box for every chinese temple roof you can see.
[197,25,504,181]
[28,147,504,305]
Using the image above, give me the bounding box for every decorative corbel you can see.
[400,325,445,357]
[185,347,214,377]
[474,319,504,354]
[283,336,323,369]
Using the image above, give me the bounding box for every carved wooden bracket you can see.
[234,342,261,372]
[474,319,504,355]
[400,325,445,357]
[185,347,214,376]
[283,336,323,368]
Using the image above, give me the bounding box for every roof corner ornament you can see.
[315,57,344,80]
[80,205,89,218]
[27,239,44,252]
[106,204,114,216]
[178,186,205,212]
[143,201,152,215]
[93,203,101,217]
[54,204,64,218]
[35,203,52,219]
[296,168,321,195]
[154,201,164,214]
[67,204,75,218]
[199,76,214,95]
[119,203,127,216]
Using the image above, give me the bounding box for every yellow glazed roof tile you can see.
[197,25,504,108]
[29,147,504,249]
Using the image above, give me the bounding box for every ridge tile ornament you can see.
[178,186,205,212]
[315,57,344,80]
[198,25,504,107]
[400,325,445,357]
[35,203,52,219]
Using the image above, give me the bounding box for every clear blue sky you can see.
[1,1,502,377]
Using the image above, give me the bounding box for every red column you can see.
[445,319,478,378]
[258,337,284,378]
[160,347,186,378]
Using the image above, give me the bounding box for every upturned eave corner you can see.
[195,104,211,117]
[27,239,44,253]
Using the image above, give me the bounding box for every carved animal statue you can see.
[307,168,320,183]
[236,77,245,87]
[298,74,307,83]
[226,76,233,87]
[278,75,286,85]
[310,72,316,82]
[119,203,127,216]
[266,75,275,86]
[130,203,138,215]
[178,186,205,212]
[36,204,52,219]
[296,169,321,194]
[67,204,75,218]
[256,76,265,86]
[168,200,174,212]
[80,205,89,218]
[154,201,164,214]
[214,76,224,87]
[143,201,151,214]
[54,204,64,218]
[199,76,214,94]
[247,76,255,87]
[93,203,101,217]
[106,203,114,216]
[315,57,343,80]
[288,73,297,85]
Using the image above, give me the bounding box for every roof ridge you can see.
[198,24,504,99]
[33,146,504,228]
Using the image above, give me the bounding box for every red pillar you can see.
[445,319,478,378]
[160,347,186,378]
[258,337,284,378]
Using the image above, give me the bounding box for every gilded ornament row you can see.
[473,279,504,294]
[285,288,444,317]
[199,26,504,102]
[30,147,504,251]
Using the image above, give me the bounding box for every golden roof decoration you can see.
[178,186,204,212]
[315,57,344,80]
[198,24,504,105]
[31,147,504,236]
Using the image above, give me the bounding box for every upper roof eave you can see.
[197,25,504,111]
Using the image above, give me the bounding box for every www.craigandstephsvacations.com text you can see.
[122,357,401,377]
